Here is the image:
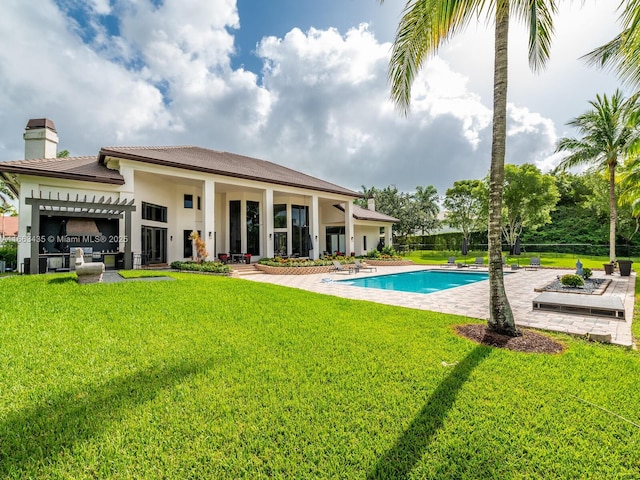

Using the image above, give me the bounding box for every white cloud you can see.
[0,0,565,197]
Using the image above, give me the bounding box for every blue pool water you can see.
[338,269,490,294]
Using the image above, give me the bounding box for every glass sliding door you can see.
[274,232,287,257]
[325,227,345,254]
[291,205,310,257]
[229,200,241,253]
[142,226,167,264]
[246,200,260,255]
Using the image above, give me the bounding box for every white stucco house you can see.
[0,119,397,274]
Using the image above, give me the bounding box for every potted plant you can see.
[603,261,615,275]
[617,259,633,276]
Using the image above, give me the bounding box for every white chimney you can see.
[367,197,375,211]
[24,118,58,159]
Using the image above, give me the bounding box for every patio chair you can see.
[442,257,456,268]
[525,257,541,271]
[354,258,377,272]
[331,260,355,274]
[469,257,484,268]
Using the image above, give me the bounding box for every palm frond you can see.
[582,1,640,88]
[387,0,486,114]
[511,0,558,72]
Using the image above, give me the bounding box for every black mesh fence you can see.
[394,243,640,258]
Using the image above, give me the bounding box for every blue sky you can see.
[0,0,624,195]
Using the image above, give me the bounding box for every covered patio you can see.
[24,192,136,274]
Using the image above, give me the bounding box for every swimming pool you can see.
[338,269,490,294]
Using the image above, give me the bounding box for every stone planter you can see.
[365,259,414,266]
[603,263,615,275]
[255,264,338,275]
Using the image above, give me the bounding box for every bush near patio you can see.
[258,254,354,268]
[365,245,403,261]
[1,273,639,478]
[170,260,231,274]
[561,274,585,287]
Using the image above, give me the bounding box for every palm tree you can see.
[380,0,558,336]
[1,180,16,239]
[556,90,640,262]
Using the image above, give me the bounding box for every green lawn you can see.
[402,249,635,271]
[1,273,639,478]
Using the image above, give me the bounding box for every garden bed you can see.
[535,277,610,295]
[255,264,351,275]
[365,259,414,266]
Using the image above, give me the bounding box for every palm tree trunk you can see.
[487,3,518,336]
[609,163,617,262]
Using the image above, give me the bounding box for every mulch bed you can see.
[455,324,565,354]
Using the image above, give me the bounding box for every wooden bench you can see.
[532,292,625,320]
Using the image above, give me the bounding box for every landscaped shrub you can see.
[381,245,397,256]
[258,256,351,267]
[0,240,17,269]
[170,260,231,273]
[560,274,584,287]
[582,267,592,280]
[366,245,403,260]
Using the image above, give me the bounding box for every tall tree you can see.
[0,180,16,239]
[413,185,440,234]
[443,180,484,244]
[556,90,640,261]
[381,0,558,336]
[355,185,378,208]
[500,164,559,249]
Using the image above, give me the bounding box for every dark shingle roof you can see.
[98,146,359,197]
[0,156,124,184]
[334,203,399,223]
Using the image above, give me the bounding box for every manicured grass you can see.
[117,269,174,279]
[1,273,639,478]
[404,249,637,271]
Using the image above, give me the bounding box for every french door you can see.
[142,226,167,264]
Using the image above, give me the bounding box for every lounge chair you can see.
[354,259,377,272]
[331,260,355,274]
[525,257,541,271]
[443,257,456,268]
[469,257,484,268]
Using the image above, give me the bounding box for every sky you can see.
[0,0,627,198]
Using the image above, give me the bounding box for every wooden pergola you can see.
[25,192,136,274]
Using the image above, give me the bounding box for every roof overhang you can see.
[99,147,361,199]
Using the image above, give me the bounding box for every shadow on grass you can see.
[46,276,77,285]
[0,358,211,476]
[367,346,491,479]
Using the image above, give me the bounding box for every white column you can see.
[17,182,36,271]
[203,179,215,259]
[118,164,136,255]
[264,188,274,258]
[345,201,355,256]
[386,224,393,249]
[310,195,319,260]
[241,198,246,253]
[286,204,292,255]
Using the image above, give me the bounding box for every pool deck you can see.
[243,265,636,348]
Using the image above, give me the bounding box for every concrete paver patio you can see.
[243,265,636,347]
